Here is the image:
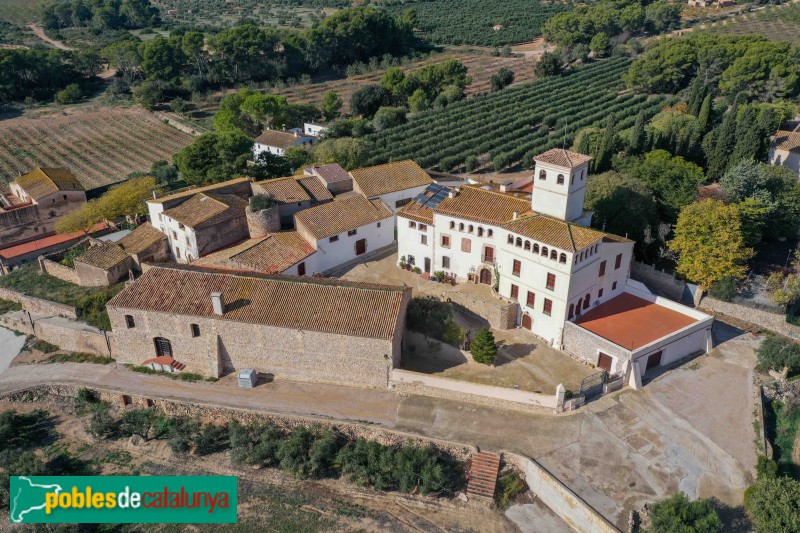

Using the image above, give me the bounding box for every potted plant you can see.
[412,267,422,274]
[399,255,407,269]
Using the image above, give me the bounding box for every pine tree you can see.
[593,113,616,173]
[707,96,741,180]
[629,110,647,155]
[697,93,712,132]
[470,328,498,365]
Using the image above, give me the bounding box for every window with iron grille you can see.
[510,284,519,300]
[512,259,521,276]
[546,273,556,290]
[543,299,552,316]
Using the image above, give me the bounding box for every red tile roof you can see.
[575,292,699,350]
[195,232,315,274]
[0,223,110,260]
[534,149,592,168]
[108,265,409,340]
[305,163,351,184]
[140,356,186,371]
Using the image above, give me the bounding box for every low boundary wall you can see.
[40,258,80,285]
[0,287,78,319]
[505,452,621,533]
[699,295,800,341]
[390,369,559,411]
[0,312,110,355]
[631,261,686,301]
[444,287,519,330]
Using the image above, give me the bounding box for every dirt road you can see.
[27,23,73,50]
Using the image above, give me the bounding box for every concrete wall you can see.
[506,452,621,533]
[631,261,686,301]
[0,287,78,319]
[108,306,400,387]
[40,258,80,284]
[390,369,558,410]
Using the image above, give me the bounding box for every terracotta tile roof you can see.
[75,241,128,270]
[118,222,165,255]
[195,231,315,274]
[534,149,592,168]
[254,130,307,149]
[0,222,109,260]
[398,202,434,225]
[140,356,186,370]
[163,192,247,228]
[434,186,531,225]
[773,130,800,153]
[305,163,351,184]
[502,213,624,252]
[107,265,409,340]
[14,168,84,200]
[297,176,334,202]
[253,177,311,203]
[350,160,433,197]
[147,178,250,204]
[295,195,393,240]
[575,292,698,350]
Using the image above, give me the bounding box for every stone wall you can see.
[109,306,399,387]
[0,312,110,355]
[505,452,621,533]
[390,369,559,411]
[246,205,281,239]
[443,287,519,330]
[405,331,473,365]
[40,258,80,284]
[0,385,473,461]
[699,295,800,340]
[74,258,131,287]
[561,320,630,373]
[0,287,78,319]
[631,261,686,301]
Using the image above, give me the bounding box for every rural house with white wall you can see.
[350,160,435,217]
[768,128,800,174]
[253,129,316,157]
[397,148,713,389]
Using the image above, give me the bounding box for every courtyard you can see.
[342,251,597,394]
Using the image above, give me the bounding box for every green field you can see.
[703,2,800,46]
[367,57,672,171]
[153,0,347,30]
[0,0,48,24]
[383,0,573,46]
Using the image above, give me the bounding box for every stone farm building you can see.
[397,148,713,388]
[768,128,800,174]
[107,265,411,386]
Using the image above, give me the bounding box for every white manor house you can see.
[397,148,713,389]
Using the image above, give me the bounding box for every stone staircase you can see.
[466,451,501,500]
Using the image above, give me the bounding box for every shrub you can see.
[230,421,284,467]
[0,409,53,450]
[756,455,778,479]
[89,407,118,439]
[744,476,800,533]
[471,328,498,364]
[193,423,228,455]
[495,470,527,510]
[118,409,172,441]
[25,336,59,354]
[49,352,114,364]
[54,83,82,104]
[277,426,315,477]
[250,194,279,212]
[337,439,396,491]
[74,388,99,413]
[709,277,737,302]
[168,416,200,454]
[490,68,514,92]
[756,335,800,373]
[307,430,343,479]
[76,291,112,331]
[406,296,464,347]
[644,493,722,533]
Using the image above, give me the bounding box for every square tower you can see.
[531,149,592,223]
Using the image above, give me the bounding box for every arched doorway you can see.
[154,337,173,358]
[522,314,532,330]
[479,268,492,285]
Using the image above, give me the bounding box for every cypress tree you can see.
[708,95,742,180]
[687,74,705,116]
[470,328,498,365]
[729,106,761,168]
[593,113,616,173]
[697,93,712,132]
[629,110,647,155]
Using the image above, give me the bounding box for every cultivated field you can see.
[0,107,194,192]
[0,0,49,24]
[152,0,345,29]
[702,2,800,45]
[384,0,572,47]
[367,57,673,170]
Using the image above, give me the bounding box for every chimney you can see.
[293,131,299,137]
[448,188,458,199]
[152,191,159,199]
[211,292,224,315]
[513,210,519,220]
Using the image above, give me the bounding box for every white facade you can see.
[304,123,329,137]
[160,212,200,263]
[532,157,591,223]
[253,135,315,158]
[299,217,393,274]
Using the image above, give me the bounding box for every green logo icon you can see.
[10,476,237,524]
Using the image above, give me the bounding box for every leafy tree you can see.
[322,116,375,139]
[209,25,279,83]
[584,171,659,257]
[744,476,800,532]
[174,131,253,185]
[229,420,283,466]
[313,137,372,170]
[240,93,289,131]
[118,408,172,441]
[766,272,800,308]
[277,426,315,477]
[283,145,312,172]
[56,176,159,234]
[350,84,389,118]
[321,90,343,121]
[644,493,722,533]
[589,32,610,58]
[644,2,682,33]
[534,52,561,78]
[756,334,800,372]
[373,106,407,131]
[406,296,464,346]
[0,49,96,103]
[490,67,515,92]
[668,199,754,289]
[141,36,186,82]
[250,152,292,181]
[471,328,498,364]
[150,160,179,186]
[54,83,83,104]
[408,88,430,113]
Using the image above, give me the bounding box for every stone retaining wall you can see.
[390,369,559,411]
[699,295,800,341]
[631,261,686,301]
[444,287,518,330]
[0,312,110,355]
[40,258,80,285]
[505,452,621,533]
[0,287,78,319]
[0,385,473,461]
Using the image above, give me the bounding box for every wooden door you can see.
[484,247,494,263]
[521,314,532,330]
[297,262,306,276]
[645,351,662,372]
[424,257,431,273]
[597,352,613,373]
[479,268,491,284]
[355,238,367,256]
